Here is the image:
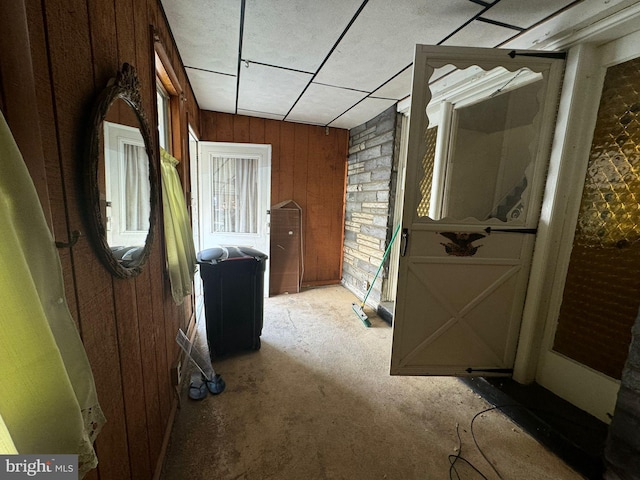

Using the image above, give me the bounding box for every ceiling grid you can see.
[161,0,580,129]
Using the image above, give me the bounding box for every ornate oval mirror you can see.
[85,63,157,278]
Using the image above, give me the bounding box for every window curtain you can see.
[211,156,257,233]
[124,143,150,232]
[160,148,196,305]
[0,111,105,476]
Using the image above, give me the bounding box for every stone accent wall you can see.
[342,105,398,307]
[605,311,640,479]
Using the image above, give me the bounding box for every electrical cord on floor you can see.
[448,404,529,480]
[448,422,489,480]
[449,401,604,479]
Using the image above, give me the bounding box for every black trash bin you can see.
[197,246,268,358]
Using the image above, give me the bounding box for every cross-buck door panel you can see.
[391,45,565,377]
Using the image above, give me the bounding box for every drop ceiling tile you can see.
[187,68,236,113]
[371,68,413,100]
[481,0,577,29]
[238,63,312,116]
[161,0,240,75]
[286,83,367,126]
[442,19,519,48]
[329,97,396,130]
[314,0,483,92]
[243,0,362,72]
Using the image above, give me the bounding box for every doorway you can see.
[198,142,272,297]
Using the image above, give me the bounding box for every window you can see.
[157,81,171,152]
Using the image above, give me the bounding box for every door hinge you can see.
[484,227,537,235]
[465,367,513,374]
[508,50,566,60]
[400,228,409,256]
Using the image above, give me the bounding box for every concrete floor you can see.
[161,285,582,479]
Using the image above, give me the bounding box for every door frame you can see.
[512,23,640,423]
[197,141,272,297]
[188,126,204,321]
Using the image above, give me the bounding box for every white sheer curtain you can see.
[123,143,150,232]
[211,156,257,233]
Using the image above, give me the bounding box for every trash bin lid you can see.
[234,246,268,260]
[197,246,268,264]
[197,247,226,263]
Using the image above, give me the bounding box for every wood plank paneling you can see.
[199,111,348,285]
[279,121,296,202]
[6,0,201,478]
[41,0,132,477]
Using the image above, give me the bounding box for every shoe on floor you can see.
[188,372,207,400]
[206,374,226,395]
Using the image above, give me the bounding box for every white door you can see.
[198,142,271,297]
[391,45,564,376]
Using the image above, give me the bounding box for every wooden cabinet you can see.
[270,200,302,296]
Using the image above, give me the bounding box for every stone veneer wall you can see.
[342,105,399,308]
[605,309,640,479]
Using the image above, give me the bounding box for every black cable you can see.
[449,422,489,480]
[470,406,507,480]
[448,403,546,480]
[448,400,605,479]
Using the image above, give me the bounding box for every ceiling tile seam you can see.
[325,62,412,127]
[491,0,583,50]
[185,66,236,78]
[468,0,494,7]
[235,0,246,114]
[283,0,371,123]
[236,107,284,118]
[375,63,413,91]
[496,0,583,47]
[370,95,401,101]
[326,94,379,128]
[476,17,524,32]
[438,0,500,45]
[240,59,314,75]
[312,81,370,94]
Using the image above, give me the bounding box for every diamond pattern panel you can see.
[553,56,640,379]
[417,126,438,217]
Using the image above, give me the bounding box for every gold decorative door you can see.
[553,56,640,380]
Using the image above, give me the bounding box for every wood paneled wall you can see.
[200,112,349,286]
[0,1,198,478]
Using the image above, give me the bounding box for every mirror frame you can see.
[85,63,158,278]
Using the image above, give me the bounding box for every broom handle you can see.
[361,223,402,306]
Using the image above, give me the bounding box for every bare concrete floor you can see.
[161,285,582,480]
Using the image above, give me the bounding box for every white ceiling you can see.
[160,0,583,130]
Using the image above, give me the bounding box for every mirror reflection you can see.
[85,63,156,278]
[102,99,151,267]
